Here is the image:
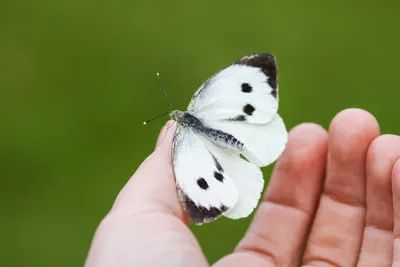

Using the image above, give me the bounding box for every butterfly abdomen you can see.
[201,128,244,150]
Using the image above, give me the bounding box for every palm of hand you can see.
[85,109,400,267]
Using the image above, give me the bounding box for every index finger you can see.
[112,121,187,221]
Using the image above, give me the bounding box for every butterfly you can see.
[167,53,288,225]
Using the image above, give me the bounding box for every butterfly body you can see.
[170,110,245,150]
[168,53,288,225]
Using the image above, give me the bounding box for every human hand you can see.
[84,108,400,267]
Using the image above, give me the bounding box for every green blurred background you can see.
[1,1,400,266]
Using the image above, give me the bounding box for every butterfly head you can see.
[169,110,185,123]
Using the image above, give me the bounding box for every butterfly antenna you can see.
[143,73,174,126]
[157,72,174,110]
[143,111,170,125]
[143,72,174,125]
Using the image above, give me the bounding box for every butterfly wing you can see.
[172,125,264,224]
[189,53,287,167]
[205,114,287,167]
[188,53,278,124]
[205,140,265,220]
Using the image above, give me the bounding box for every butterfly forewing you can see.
[172,126,239,224]
[188,53,278,124]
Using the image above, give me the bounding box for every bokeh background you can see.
[1,1,400,266]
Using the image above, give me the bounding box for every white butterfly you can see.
[169,53,288,225]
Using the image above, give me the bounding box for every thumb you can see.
[111,121,187,221]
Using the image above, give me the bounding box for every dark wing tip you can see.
[178,189,229,225]
[235,53,278,91]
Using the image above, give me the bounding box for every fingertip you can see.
[329,108,380,158]
[368,134,400,155]
[288,122,328,148]
[268,122,328,210]
[155,120,176,148]
[154,121,176,159]
[143,120,177,172]
[329,108,380,138]
[279,123,328,171]
[367,134,400,175]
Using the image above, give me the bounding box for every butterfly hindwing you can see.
[204,141,264,219]
[204,114,288,167]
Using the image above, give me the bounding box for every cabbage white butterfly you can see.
[147,53,287,224]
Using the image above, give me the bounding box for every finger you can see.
[214,123,328,267]
[85,121,207,267]
[392,158,400,267]
[112,120,187,221]
[302,109,380,266]
[357,135,400,266]
[155,120,172,148]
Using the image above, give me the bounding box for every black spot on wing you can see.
[214,171,224,182]
[212,156,224,172]
[178,189,229,224]
[197,178,209,190]
[241,83,252,93]
[243,104,255,116]
[235,53,277,97]
[271,89,277,99]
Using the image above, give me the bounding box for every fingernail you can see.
[156,120,174,148]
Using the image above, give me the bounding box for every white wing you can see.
[205,141,264,220]
[172,126,264,224]
[189,53,287,167]
[188,53,278,124]
[205,114,287,167]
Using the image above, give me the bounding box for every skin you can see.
[84,108,400,267]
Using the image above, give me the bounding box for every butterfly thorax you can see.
[170,110,244,150]
[170,110,202,128]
